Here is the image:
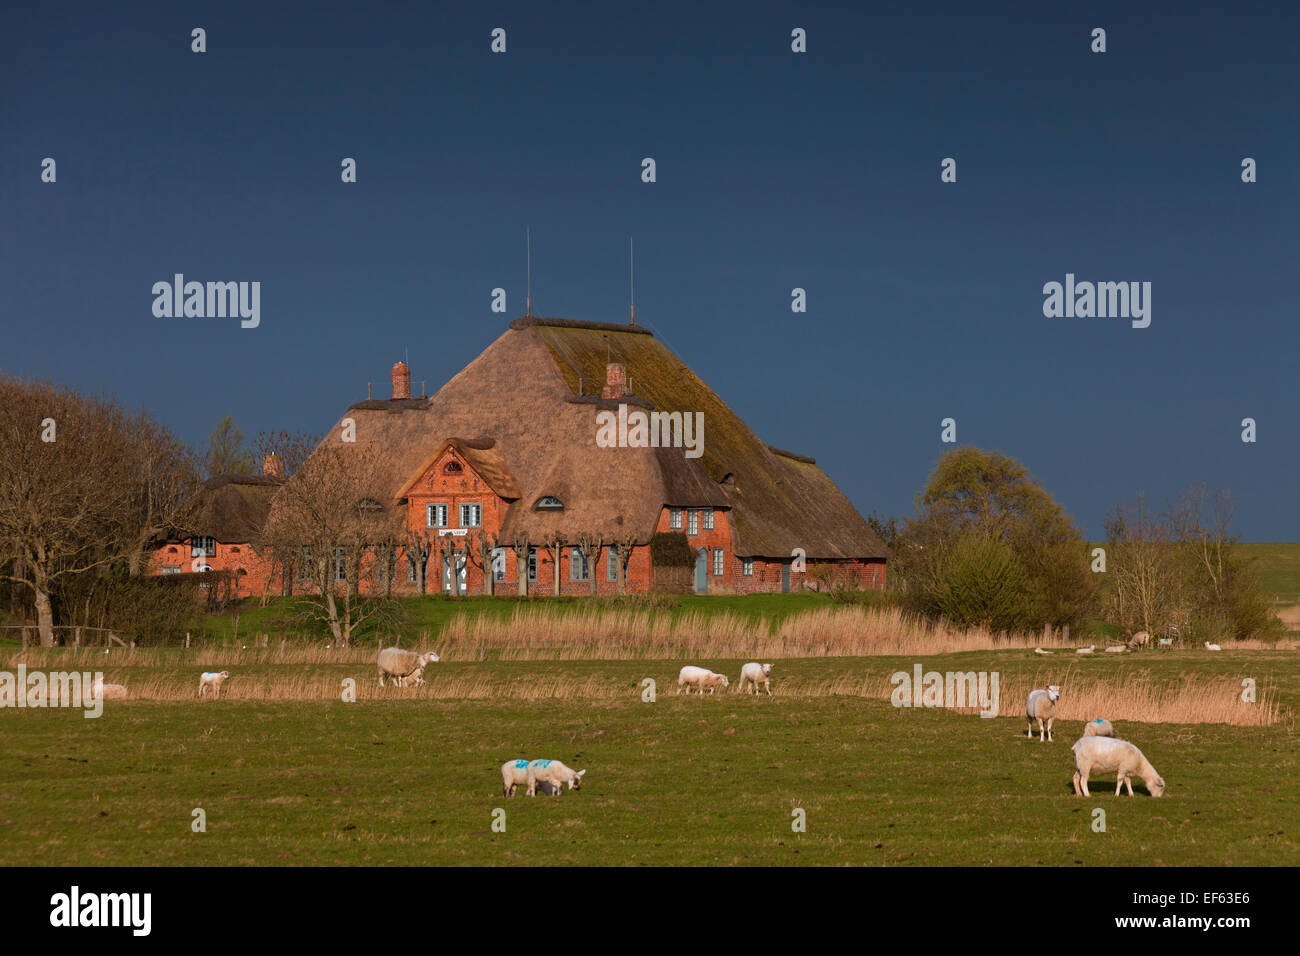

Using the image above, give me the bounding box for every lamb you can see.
[1025,685,1061,742]
[1204,641,1222,652]
[1071,736,1165,797]
[1127,631,1150,649]
[1083,718,1115,737]
[738,662,773,695]
[1033,648,1053,656]
[677,665,729,694]
[1104,645,1127,653]
[377,647,440,686]
[197,671,230,698]
[1076,645,1096,655]
[525,759,586,797]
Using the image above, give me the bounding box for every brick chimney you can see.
[262,454,285,478]
[602,363,627,400]
[391,361,411,400]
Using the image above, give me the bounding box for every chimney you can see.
[263,454,284,478]
[602,363,627,400]
[391,361,411,400]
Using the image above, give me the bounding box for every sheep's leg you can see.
[1079,772,1091,796]
[1124,776,1134,797]
[1037,718,1045,742]
[1115,776,1123,796]
[1046,718,1053,742]
[764,681,771,696]
[1072,771,1082,796]
[1027,721,1033,739]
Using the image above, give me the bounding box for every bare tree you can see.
[406,529,433,596]
[0,378,139,645]
[122,412,202,576]
[511,533,530,597]
[575,531,602,597]
[254,429,320,477]
[1104,494,1188,640]
[260,443,398,646]
[470,530,501,596]
[1170,483,1237,606]
[545,531,567,597]
[614,531,638,595]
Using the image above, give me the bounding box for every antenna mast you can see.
[526,227,532,318]
[629,237,636,325]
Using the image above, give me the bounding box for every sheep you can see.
[1075,645,1096,655]
[525,759,586,797]
[677,665,729,695]
[1033,647,1053,656]
[1204,641,1222,652]
[1025,685,1061,742]
[501,759,532,797]
[90,677,129,700]
[1083,718,1115,737]
[1071,736,1165,797]
[1127,631,1150,649]
[1157,637,1174,648]
[198,671,230,698]
[738,662,773,695]
[1104,645,1127,653]
[377,647,440,686]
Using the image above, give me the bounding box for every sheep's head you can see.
[569,769,587,791]
[761,664,773,676]
[219,671,231,680]
[1047,685,1061,701]
[421,652,440,665]
[1149,776,1166,797]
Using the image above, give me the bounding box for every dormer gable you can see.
[394,438,521,503]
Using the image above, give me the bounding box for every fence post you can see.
[74,626,82,648]
[279,637,287,660]
[261,632,268,648]
[129,641,136,661]
[185,632,191,648]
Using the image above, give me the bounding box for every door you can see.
[694,548,708,595]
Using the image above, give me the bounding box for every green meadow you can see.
[2,650,1296,866]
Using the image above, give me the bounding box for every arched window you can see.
[444,460,463,474]
[535,496,564,510]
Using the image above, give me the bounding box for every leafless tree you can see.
[575,531,602,597]
[511,533,530,596]
[545,531,567,597]
[1104,494,1188,640]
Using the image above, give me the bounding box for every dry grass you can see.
[1276,604,1300,631]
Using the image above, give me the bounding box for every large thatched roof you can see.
[296,317,886,559]
[188,475,281,544]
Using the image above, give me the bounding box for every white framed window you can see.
[713,549,724,576]
[407,557,418,583]
[191,536,215,558]
[669,508,682,530]
[687,510,698,536]
[160,565,182,575]
[703,508,714,531]
[491,548,507,583]
[527,548,538,582]
[427,503,448,528]
[333,548,347,582]
[570,547,589,582]
[607,547,618,582]
[742,558,754,577]
[460,502,482,528]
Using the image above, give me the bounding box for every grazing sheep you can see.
[91,677,128,700]
[501,759,532,797]
[1075,645,1096,655]
[198,671,230,698]
[738,662,773,695]
[1083,718,1115,737]
[1033,647,1053,656]
[1127,631,1150,649]
[1071,736,1165,797]
[1025,685,1061,742]
[678,665,729,695]
[377,647,440,687]
[525,759,586,797]
[1104,645,1127,653]
[1157,637,1174,648]
[1204,641,1222,652]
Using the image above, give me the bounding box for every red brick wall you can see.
[147,539,276,599]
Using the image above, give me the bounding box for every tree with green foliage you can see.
[897,447,1095,632]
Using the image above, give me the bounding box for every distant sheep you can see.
[1104,645,1127,653]
[1157,637,1174,648]
[1071,736,1165,797]
[526,759,586,797]
[738,662,773,695]
[1025,685,1061,742]
[198,671,230,699]
[377,647,440,687]
[1127,631,1150,649]
[1033,648,1053,656]
[1204,642,1222,652]
[1076,645,1096,655]
[92,677,128,700]
[1083,718,1115,737]
[678,665,729,695]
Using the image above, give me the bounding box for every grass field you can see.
[2,647,1296,866]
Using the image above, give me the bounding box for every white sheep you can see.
[1033,647,1054,656]
[677,665,729,694]
[501,759,532,797]
[1071,736,1165,797]
[377,647,440,686]
[738,662,773,695]
[1157,637,1174,647]
[91,677,128,700]
[1127,631,1150,649]
[1075,645,1096,655]
[1104,645,1127,653]
[525,759,586,797]
[1204,641,1222,652]
[1083,718,1115,737]
[1025,685,1061,742]
[198,671,230,698]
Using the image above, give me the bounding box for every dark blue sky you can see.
[3,1,1296,539]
